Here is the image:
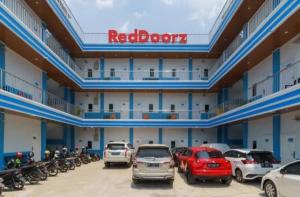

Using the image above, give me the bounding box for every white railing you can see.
[0,69,83,117]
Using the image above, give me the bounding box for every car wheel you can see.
[186,170,196,185]
[221,177,232,185]
[264,180,277,197]
[104,162,110,168]
[132,178,139,184]
[168,179,174,186]
[235,169,245,183]
[178,166,183,173]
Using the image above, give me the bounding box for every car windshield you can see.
[137,147,171,158]
[248,152,277,163]
[107,144,125,150]
[196,151,223,159]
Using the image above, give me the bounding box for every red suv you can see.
[178,147,232,185]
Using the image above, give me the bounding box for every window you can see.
[88,104,93,112]
[170,104,176,113]
[205,104,209,112]
[171,141,176,148]
[252,84,257,97]
[88,69,93,78]
[252,140,257,149]
[110,68,115,77]
[108,104,114,112]
[148,140,154,144]
[172,69,176,77]
[127,144,134,149]
[149,104,154,112]
[196,151,223,159]
[284,162,300,175]
[150,68,155,77]
[204,69,208,77]
[87,141,92,149]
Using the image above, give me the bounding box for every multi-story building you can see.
[0,0,299,169]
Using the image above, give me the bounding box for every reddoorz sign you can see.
[108,29,187,44]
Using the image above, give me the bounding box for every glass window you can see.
[204,69,209,77]
[172,69,176,77]
[252,84,257,97]
[127,144,134,149]
[248,151,277,163]
[88,104,93,112]
[171,104,176,113]
[149,104,154,112]
[284,162,300,175]
[88,69,93,78]
[150,68,155,77]
[107,143,125,150]
[110,68,115,77]
[108,104,114,112]
[196,151,223,159]
[136,147,171,158]
[205,104,209,112]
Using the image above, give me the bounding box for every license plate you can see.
[207,163,219,168]
[111,152,120,155]
[147,163,159,168]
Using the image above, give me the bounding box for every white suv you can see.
[261,160,300,197]
[132,144,175,185]
[103,142,135,168]
[224,149,281,182]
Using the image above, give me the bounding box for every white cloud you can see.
[119,21,131,32]
[95,0,114,9]
[133,11,147,19]
[161,0,177,6]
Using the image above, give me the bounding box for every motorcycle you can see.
[0,169,24,190]
[43,160,59,177]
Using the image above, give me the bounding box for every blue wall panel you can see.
[158,128,163,144]
[273,114,281,160]
[273,49,280,93]
[41,121,47,160]
[0,113,4,170]
[188,128,192,147]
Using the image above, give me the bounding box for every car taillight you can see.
[163,160,174,168]
[133,160,137,168]
[125,148,128,157]
[241,159,257,164]
[104,148,107,158]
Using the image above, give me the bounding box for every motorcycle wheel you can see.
[48,166,59,176]
[12,178,25,190]
[68,163,75,170]
[75,159,81,167]
[27,171,40,184]
[59,164,68,173]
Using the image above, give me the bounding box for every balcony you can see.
[0,0,292,90]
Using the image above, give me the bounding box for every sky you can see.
[65,0,226,34]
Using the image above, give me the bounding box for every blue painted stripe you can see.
[0,112,4,170]
[41,120,47,160]
[188,58,193,80]
[273,114,281,160]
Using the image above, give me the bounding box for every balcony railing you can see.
[0,69,84,117]
[84,69,209,81]
[211,58,300,117]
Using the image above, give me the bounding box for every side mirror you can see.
[280,168,287,174]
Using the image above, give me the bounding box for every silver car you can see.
[132,144,175,185]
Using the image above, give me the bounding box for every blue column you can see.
[188,92,192,119]
[188,128,192,147]
[129,58,134,80]
[129,92,134,119]
[100,128,105,157]
[222,88,228,103]
[0,112,4,170]
[158,128,163,144]
[159,58,163,80]
[217,126,222,143]
[242,122,248,148]
[242,23,248,41]
[63,125,71,148]
[188,58,193,80]
[100,57,105,79]
[222,126,228,144]
[42,72,47,104]
[273,114,281,160]
[70,126,75,150]
[129,128,134,145]
[159,92,163,114]
[273,49,280,93]
[41,120,47,160]
[100,92,104,113]
[0,42,5,88]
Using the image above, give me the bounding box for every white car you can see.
[261,160,300,197]
[224,149,281,182]
[103,142,135,168]
[132,144,175,185]
[200,143,230,153]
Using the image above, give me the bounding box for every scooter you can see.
[0,169,24,190]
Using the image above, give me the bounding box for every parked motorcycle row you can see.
[0,147,101,195]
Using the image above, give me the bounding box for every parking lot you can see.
[4,161,263,197]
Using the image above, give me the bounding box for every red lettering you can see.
[138,29,149,43]
[162,34,171,43]
[150,33,160,43]
[171,34,178,43]
[179,34,187,44]
[108,29,118,43]
[118,33,127,43]
[128,29,138,43]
